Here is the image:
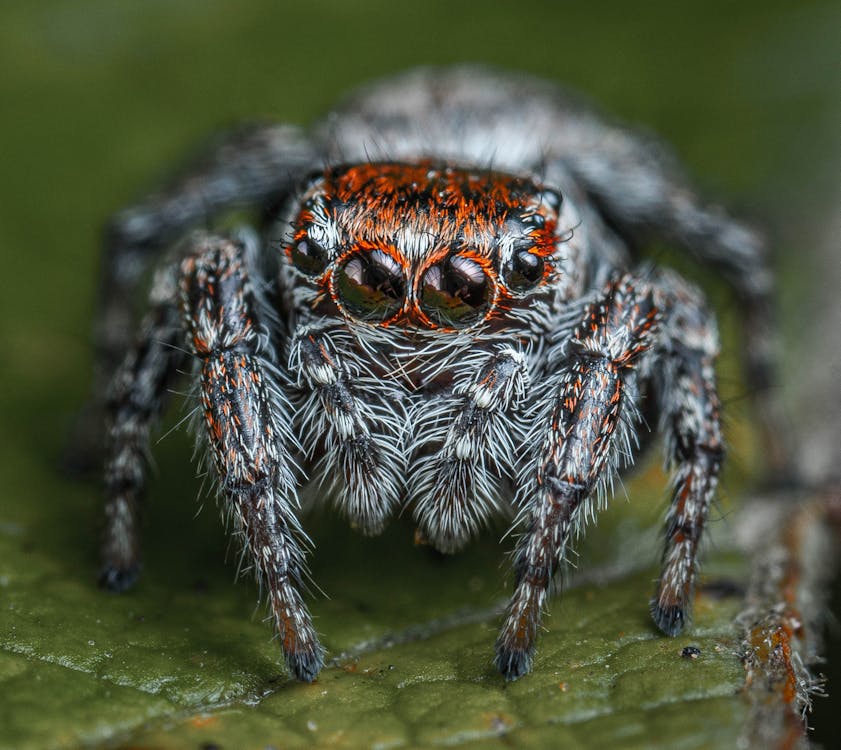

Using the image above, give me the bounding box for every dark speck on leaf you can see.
[681,646,701,659]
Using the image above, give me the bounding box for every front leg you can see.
[180,234,322,682]
[67,125,317,475]
[496,275,658,680]
[553,120,784,473]
[99,124,316,380]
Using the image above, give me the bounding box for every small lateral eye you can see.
[335,248,405,321]
[289,236,328,277]
[537,188,562,213]
[505,246,545,291]
[420,254,492,327]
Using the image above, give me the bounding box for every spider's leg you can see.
[289,326,403,534]
[495,275,658,681]
[100,125,316,376]
[411,347,527,553]
[553,123,784,471]
[101,264,185,591]
[648,271,723,636]
[557,119,771,342]
[69,125,317,473]
[180,234,322,682]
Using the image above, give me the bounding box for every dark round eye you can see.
[335,248,405,320]
[419,254,492,327]
[505,246,545,291]
[289,236,329,277]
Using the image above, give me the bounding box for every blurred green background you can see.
[1,1,838,748]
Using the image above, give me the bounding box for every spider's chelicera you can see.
[86,67,774,682]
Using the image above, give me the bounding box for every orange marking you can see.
[287,162,563,331]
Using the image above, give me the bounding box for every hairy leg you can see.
[100,125,315,376]
[550,123,784,472]
[496,274,658,680]
[411,347,527,553]
[68,125,316,473]
[553,114,771,326]
[101,265,185,590]
[649,271,723,635]
[180,234,322,681]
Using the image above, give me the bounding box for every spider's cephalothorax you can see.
[285,162,568,332]
[85,67,775,682]
[280,162,579,547]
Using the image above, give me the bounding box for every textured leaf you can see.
[0,469,750,750]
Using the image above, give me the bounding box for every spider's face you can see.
[284,162,563,332]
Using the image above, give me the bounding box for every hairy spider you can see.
[85,67,776,682]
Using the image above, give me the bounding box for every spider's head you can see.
[284,162,565,332]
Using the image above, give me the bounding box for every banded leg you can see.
[99,125,316,378]
[552,121,784,472]
[649,272,723,635]
[496,275,658,680]
[181,235,322,681]
[412,348,527,553]
[67,125,317,474]
[101,266,185,590]
[555,116,772,353]
[290,327,403,534]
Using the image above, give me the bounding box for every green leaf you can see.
[0,432,751,749]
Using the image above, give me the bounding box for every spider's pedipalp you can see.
[411,346,528,553]
[180,234,322,681]
[496,274,658,680]
[289,325,405,534]
[101,263,186,590]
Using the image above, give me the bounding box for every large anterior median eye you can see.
[419,255,492,327]
[335,248,405,320]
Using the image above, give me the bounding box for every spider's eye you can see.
[289,236,328,277]
[505,246,545,291]
[419,254,492,327]
[335,248,405,320]
[537,188,562,214]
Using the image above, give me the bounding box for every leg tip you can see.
[99,564,140,592]
[286,648,324,683]
[651,601,686,636]
[494,644,534,682]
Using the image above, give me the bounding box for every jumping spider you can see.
[87,67,775,682]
